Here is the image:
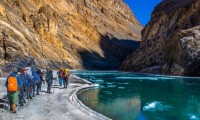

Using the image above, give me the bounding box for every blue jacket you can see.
[17,74,23,87]
[32,68,40,83]
[5,72,20,88]
[21,73,30,87]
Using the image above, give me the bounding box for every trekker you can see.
[46,69,53,93]
[25,63,34,98]
[22,69,32,99]
[5,68,19,113]
[36,69,45,95]
[16,69,26,106]
[32,68,40,95]
[57,67,64,87]
[63,68,70,88]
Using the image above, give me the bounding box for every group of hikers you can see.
[2,63,70,113]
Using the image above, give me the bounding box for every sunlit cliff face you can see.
[121,0,200,76]
[0,0,142,69]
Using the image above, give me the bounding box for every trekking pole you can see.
[27,87,30,105]
[41,82,45,95]
[17,94,20,111]
[41,83,43,96]
[53,80,54,94]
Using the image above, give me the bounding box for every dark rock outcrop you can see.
[121,0,200,76]
[0,0,142,70]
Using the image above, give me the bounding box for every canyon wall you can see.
[121,0,200,76]
[0,0,142,70]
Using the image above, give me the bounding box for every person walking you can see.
[63,68,70,88]
[16,69,25,107]
[46,69,53,93]
[36,69,45,95]
[32,68,40,95]
[57,67,64,87]
[5,68,19,113]
[21,68,32,100]
[23,69,33,99]
[25,63,34,98]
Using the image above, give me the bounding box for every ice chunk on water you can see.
[115,77,159,80]
[115,77,134,79]
[191,115,199,120]
[91,79,103,82]
[118,83,129,85]
[186,114,199,120]
[106,82,115,85]
[107,85,116,88]
[115,76,177,81]
[93,84,99,87]
[118,87,126,89]
[143,101,173,111]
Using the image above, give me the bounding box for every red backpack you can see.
[59,70,64,78]
[7,76,18,92]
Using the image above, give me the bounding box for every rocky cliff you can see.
[0,0,142,70]
[121,0,200,76]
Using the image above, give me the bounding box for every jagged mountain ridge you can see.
[0,0,142,70]
[121,0,200,76]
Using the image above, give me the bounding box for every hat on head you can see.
[28,62,32,66]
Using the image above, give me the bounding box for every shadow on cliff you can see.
[78,35,140,70]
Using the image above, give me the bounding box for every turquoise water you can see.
[72,70,200,120]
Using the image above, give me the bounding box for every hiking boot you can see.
[37,93,40,95]
[33,94,35,97]
[12,104,16,113]
[29,96,33,99]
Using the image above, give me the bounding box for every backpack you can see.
[33,70,40,82]
[7,76,18,92]
[20,74,26,85]
[59,70,64,78]
[25,67,33,79]
[64,68,70,77]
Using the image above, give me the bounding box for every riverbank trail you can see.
[0,75,99,120]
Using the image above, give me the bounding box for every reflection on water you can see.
[72,71,200,120]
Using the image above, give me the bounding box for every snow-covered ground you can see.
[0,75,109,120]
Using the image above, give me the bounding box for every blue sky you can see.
[124,0,162,26]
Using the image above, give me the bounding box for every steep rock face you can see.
[121,0,200,76]
[0,0,142,70]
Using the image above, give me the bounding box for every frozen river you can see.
[73,70,200,120]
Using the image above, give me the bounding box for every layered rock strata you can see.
[121,0,200,76]
[0,0,142,70]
